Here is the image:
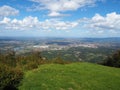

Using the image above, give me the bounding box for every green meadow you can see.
[19,63,120,90]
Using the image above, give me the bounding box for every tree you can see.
[103,50,120,68]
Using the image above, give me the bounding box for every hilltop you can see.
[19,63,120,90]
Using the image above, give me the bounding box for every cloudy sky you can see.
[0,0,120,37]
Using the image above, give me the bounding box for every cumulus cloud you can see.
[0,5,19,17]
[0,16,78,31]
[84,12,120,31]
[48,12,69,17]
[29,0,103,17]
[1,11,119,34]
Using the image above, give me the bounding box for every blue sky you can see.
[0,0,120,37]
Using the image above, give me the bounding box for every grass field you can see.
[19,63,120,90]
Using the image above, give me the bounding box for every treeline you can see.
[102,50,120,68]
[0,50,70,90]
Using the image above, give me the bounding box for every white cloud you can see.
[1,11,119,35]
[0,16,78,31]
[48,11,69,17]
[0,17,11,24]
[48,12,62,17]
[84,12,120,31]
[29,0,103,17]
[0,5,19,17]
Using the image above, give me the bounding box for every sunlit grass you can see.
[19,62,120,90]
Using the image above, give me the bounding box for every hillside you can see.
[19,63,120,90]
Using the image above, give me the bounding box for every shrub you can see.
[51,56,68,64]
[24,62,38,70]
[0,63,23,90]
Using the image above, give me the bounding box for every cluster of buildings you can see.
[32,43,98,51]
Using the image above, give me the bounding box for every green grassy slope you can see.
[19,63,120,90]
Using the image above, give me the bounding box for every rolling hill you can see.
[19,63,120,90]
